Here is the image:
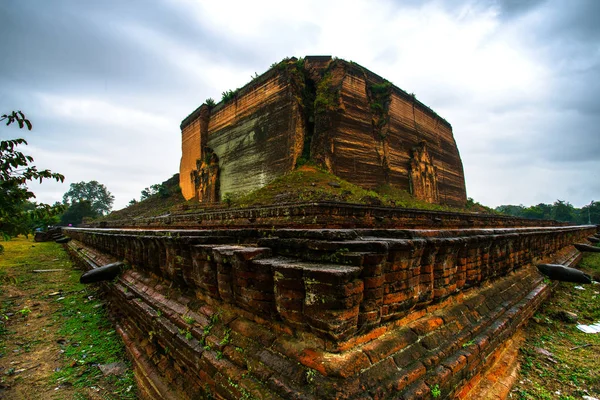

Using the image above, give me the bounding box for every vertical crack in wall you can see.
[287,58,317,168]
[367,79,392,184]
[310,58,344,173]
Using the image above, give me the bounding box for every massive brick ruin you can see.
[180,56,467,207]
[63,204,597,399]
[59,56,599,399]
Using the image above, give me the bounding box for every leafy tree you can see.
[140,183,169,201]
[62,180,114,216]
[10,201,64,233]
[1,111,65,250]
[495,204,526,217]
[495,200,596,224]
[581,201,600,225]
[60,200,97,226]
[551,200,575,222]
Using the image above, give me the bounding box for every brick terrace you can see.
[62,218,595,399]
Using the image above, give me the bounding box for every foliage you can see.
[230,165,459,212]
[4,201,65,236]
[222,192,234,207]
[0,237,137,398]
[512,250,600,398]
[60,200,96,226]
[221,89,238,103]
[496,200,600,224]
[271,56,293,70]
[140,183,169,201]
[62,180,114,216]
[0,111,65,247]
[465,197,497,213]
[205,98,216,107]
[314,73,339,114]
[98,174,183,222]
[369,81,392,137]
[1,111,32,130]
[431,384,441,398]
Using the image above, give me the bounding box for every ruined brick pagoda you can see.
[180,56,467,207]
[59,57,599,400]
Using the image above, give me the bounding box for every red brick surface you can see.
[63,224,594,399]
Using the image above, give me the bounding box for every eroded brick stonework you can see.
[63,222,595,399]
[85,202,570,230]
[180,56,467,206]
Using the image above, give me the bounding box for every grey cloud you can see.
[493,0,547,20]
[541,0,600,43]
[0,0,255,99]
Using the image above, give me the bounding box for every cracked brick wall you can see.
[180,56,467,206]
[63,223,594,399]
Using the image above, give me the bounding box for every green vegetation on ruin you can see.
[100,174,184,222]
[314,73,340,114]
[512,246,600,399]
[95,166,493,223]
[223,165,491,212]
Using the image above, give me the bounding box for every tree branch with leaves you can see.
[1,111,65,249]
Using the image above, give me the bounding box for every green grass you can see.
[0,237,137,398]
[52,286,137,398]
[99,173,185,222]
[512,250,600,398]
[228,165,467,211]
[96,165,495,223]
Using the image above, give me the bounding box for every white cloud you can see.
[2,0,599,211]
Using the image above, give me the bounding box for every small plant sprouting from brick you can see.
[205,98,216,107]
[462,339,475,348]
[183,315,195,325]
[329,247,349,263]
[220,328,231,346]
[179,327,194,341]
[227,376,254,400]
[221,89,238,103]
[431,384,441,398]
[222,192,233,207]
[306,368,317,384]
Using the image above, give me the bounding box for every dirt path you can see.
[0,237,136,400]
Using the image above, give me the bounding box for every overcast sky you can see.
[1,0,598,211]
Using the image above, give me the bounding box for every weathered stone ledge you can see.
[64,225,594,346]
[86,202,568,230]
[61,224,594,399]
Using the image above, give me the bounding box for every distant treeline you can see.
[495,200,599,224]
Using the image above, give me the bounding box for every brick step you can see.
[257,236,389,265]
[398,281,549,399]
